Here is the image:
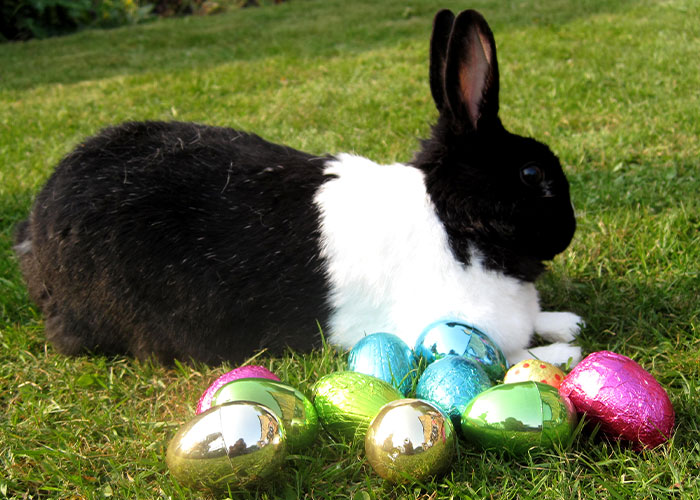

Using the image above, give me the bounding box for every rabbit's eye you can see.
[520,163,544,186]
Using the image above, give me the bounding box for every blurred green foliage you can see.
[0,0,208,41]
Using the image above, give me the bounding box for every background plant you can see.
[0,0,207,41]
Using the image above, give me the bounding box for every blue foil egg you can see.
[414,318,508,382]
[348,332,417,395]
[415,355,493,428]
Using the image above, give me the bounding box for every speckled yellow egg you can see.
[503,359,566,389]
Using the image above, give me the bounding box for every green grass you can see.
[1,0,699,498]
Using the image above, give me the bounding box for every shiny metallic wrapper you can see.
[461,381,577,454]
[166,401,286,491]
[312,371,402,441]
[347,332,417,395]
[207,378,318,451]
[196,365,280,414]
[365,399,456,483]
[559,350,674,449]
[415,355,492,428]
[414,318,508,382]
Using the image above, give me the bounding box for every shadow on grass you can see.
[1,0,645,92]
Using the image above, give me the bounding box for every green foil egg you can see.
[166,401,286,491]
[312,371,403,441]
[365,399,456,483]
[460,381,577,454]
[209,378,318,451]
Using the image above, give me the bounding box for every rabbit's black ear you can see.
[444,10,500,130]
[429,9,455,112]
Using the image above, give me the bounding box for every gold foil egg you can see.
[503,359,566,389]
[365,399,456,483]
[166,401,286,491]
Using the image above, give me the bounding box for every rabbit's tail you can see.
[13,220,41,302]
[13,219,32,256]
[13,218,48,312]
[13,218,101,355]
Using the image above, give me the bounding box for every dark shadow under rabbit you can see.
[15,9,583,366]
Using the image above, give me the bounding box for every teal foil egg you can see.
[415,356,492,428]
[209,378,318,451]
[460,381,577,455]
[414,318,508,382]
[348,332,417,395]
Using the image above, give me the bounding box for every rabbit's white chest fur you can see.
[314,153,582,366]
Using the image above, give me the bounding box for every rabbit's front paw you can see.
[535,311,584,343]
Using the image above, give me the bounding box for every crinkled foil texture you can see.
[312,371,402,441]
[559,351,674,449]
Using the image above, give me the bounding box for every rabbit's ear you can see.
[444,10,500,130]
[429,9,455,112]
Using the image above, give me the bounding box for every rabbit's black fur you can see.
[15,10,582,365]
[16,122,334,363]
[416,117,575,282]
[416,9,574,282]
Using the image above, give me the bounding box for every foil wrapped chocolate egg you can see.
[196,365,280,414]
[504,359,566,389]
[203,378,318,451]
[460,381,577,455]
[365,399,456,483]
[348,332,417,395]
[415,356,492,427]
[559,350,674,449]
[312,371,402,441]
[166,401,286,491]
[414,318,508,381]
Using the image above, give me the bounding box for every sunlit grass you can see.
[1,0,699,498]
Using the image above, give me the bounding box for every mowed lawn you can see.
[1,0,698,498]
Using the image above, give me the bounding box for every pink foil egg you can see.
[559,351,674,449]
[196,365,280,414]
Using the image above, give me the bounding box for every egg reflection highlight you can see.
[460,381,577,455]
[196,365,280,414]
[166,402,286,491]
[365,399,456,483]
[414,318,508,381]
[207,378,318,451]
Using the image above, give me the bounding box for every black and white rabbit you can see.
[14,9,583,367]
